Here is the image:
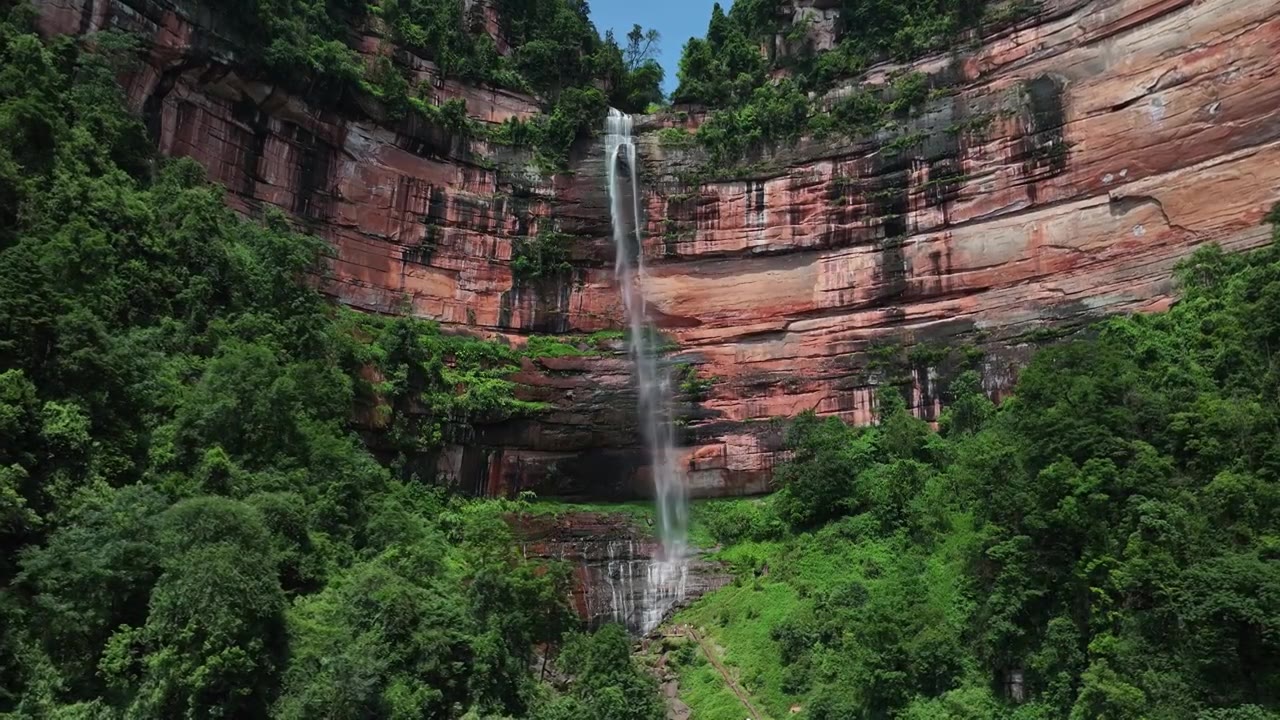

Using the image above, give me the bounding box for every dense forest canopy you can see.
[665,0,1021,170]
[202,0,665,170]
[0,6,662,718]
[674,0,992,105]
[220,0,664,104]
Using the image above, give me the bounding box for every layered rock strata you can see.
[510,512,731,633]
[34,0,1280,497]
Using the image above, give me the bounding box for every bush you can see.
[511,230,574,281]
[773,412,879,528]
[696,79,810,166]
[699,499,785,546]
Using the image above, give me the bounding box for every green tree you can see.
[16,484,169,700]
[545,625,665,720]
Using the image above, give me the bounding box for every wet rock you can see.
[510,512,731,633]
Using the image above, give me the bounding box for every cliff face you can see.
[510,512,730,634]
[35,0,1280,498]
[637,0,1280,492]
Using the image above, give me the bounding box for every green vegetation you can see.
[588,329,626,350]
[676,0,996,101]
[215,0,667,171]
[224,0,368,93]
[523,499,658,528]
[678,364,719,402]
[663,637,760,720]
[675,215,1280,719]
[518,330,633,359]
[656,126,698,148]
[524,335,591,359]
[470,9,666,170]
[537,625,666,720]
[670,0,1017,171]
[0,13,653,717]
[694,78,812,166]
[511,229,575,282]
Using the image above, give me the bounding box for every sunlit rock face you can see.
[510,512,730,634]
[34,0,1280,497]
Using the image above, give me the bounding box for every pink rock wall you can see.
[33,0,1280,498]
[630,0,1280,491]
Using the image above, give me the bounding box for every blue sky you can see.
[589,0,730,94]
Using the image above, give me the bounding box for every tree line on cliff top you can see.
[680,207,1280,718]
[216,0,664,171]
[0,8,663,719]
[667,0,1031,170]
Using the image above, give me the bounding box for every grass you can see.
[586,329,625,350]
[517,497,767,550]
[519,329,639,359]
[688,498,749,549]
[522,335,593,358]
[675,574,798,719]
[667,514,949,720]
[672,639,770,720]
[519,499,658,530]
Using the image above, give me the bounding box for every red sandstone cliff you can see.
[34,0,1280,498]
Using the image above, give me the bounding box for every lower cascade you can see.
[605,108,688,633]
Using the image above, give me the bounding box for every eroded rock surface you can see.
[34,0,1280,497]
[510,512,731,633]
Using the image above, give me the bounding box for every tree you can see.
[274,551,476,720]
[107,542,287,718]
[623,24,660,69]
[938,370,994,437]
[773,411,878,528]
[16,484,169,700]
[99,499,289,718]
[546,625,665,720]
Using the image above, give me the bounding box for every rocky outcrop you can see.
[34,0,1280,497]
[510,512,731,633]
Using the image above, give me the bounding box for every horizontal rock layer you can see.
[509,512,731,633]
[34,0,1280,497]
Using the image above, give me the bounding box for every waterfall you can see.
[604,108,688,633]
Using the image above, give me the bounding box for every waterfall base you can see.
[511,511,731,635]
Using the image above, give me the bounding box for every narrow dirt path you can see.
[671,625,766,720]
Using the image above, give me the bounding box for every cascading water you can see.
[605,108,688,633]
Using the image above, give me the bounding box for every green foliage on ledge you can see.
[201,0,666,172]
[377,0,523,87]
[695,78,812,166]
[657,126,698,148]
[678,364,719,402]
[511,229,575,282]
[669,0,1030,172]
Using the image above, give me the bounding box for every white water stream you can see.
[604,108,688,633]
